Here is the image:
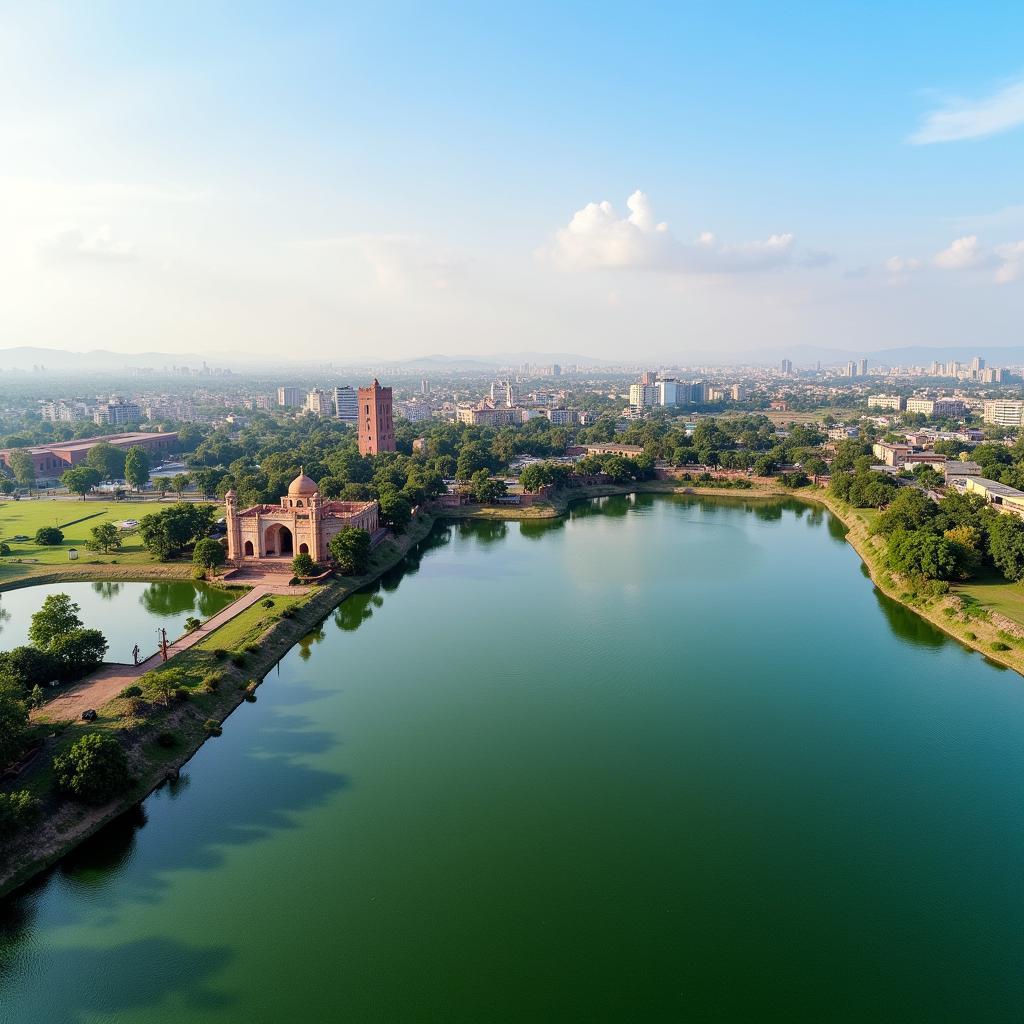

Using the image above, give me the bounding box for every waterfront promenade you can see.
[34,574,308,722]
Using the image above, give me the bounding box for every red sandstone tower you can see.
[358,379,396,455]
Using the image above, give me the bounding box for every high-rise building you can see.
[971,356,985,372]
[730,384,747,402]
[780,359,793,374]
[305,389,332,416]
[983,400,1024,427]
[358,379,396,455]
[656,380,686,406]
[641,370,658,385]
[490,381,518,407]
[858,358,868,376]
[333,386,357,422]
[629,383,659,408]
[277,387,302,407]
[93,397,141,426]
[420,379,430,395]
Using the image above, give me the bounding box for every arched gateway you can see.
[224,470,380,565]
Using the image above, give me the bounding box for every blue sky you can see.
[3,2,1024,361]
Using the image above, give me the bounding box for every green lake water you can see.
[1,495,1023,1022]
[0,581,237,664]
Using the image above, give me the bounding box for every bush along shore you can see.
[796,489,1024,677]
[0,514,436,899]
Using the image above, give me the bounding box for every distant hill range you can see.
[2,343,1023,373]
[0,346,212,371]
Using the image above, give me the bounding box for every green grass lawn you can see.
[955,570,1024,626]
[194,593,307,652]
[0,499,215,574]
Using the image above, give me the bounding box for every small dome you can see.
[288,468,319,497]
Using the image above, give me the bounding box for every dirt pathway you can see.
[35,580,308,723]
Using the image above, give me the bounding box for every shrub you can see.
[244,642,260,654]
[965,631,977,641]
[991,641,1011,652]
[184,616,201,633]
[280,607,295,619]
[0,790,41,840]
[34,526,64,545]
[230,653,246,668]
[201,671,222,692]
[156,731,177,748]
[291,552,317,577]
[203,719,223,736]
[0,542,10,556]
[261,598,275,609]
[53,733,131,804]
[174,687,190,702]
[212,648,228,660]
[119,685,143,699]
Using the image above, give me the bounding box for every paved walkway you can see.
[35,579,308,723]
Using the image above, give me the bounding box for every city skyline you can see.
[3,4,1024,361]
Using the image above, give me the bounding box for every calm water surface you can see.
[1,495,1023,1022]
[0,581,237,663]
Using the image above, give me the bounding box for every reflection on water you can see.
[92,581,123,600]
[4,496,1020,1024]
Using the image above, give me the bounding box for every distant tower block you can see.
[358,378,396,455]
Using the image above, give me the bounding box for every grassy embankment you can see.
[802,490,1024,674]
[443,478,792,521]
[0,512,436,898]
[0,499,211,588]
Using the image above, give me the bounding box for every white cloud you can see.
[933,235,993,270]
[885,255,921,274]
[930,234,1024,283]
[38,225,137,263]
[995,241,1024,283]
[543,190,797,274]
[910,76,1024,144]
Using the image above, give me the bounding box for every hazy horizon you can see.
[3,4,1024,361]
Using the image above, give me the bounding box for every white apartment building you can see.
[983,400,1024,428]
[868,395,905,411]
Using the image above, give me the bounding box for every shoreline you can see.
[0,514,436,900]
[4,484,1022,900]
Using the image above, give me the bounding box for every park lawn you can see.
[194,593,308,652]
[0,499,214,570]
[955,570,1024,628]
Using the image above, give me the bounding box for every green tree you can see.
[292,552,317,577]
[53,733,131,804]
[873,488,937,537]
[124,446,151,490]
[171,474,190,497]
[0,790,41,841]
[378,488,412,530]
[86,442,126,481]
[48,628,108,671]
[0,647,60,691]
[329,527,371,575]
[34,526,64,545]
[87,521,122,553]
[886,529,959,580]
[192,537,227,575]
[987,514,1024,582]
[8,449,35,488]
[470,469,508,503]
[0,542,9,556]
[0,683,29,768]
[29,593,83,648]
[62,466,101,497]
[138,503,216,560]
